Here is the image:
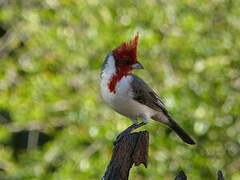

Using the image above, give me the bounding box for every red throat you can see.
[108,65,132,93]
[108,72,128,93]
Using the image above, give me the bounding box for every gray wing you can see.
[130,74,169,116]
[130,75,196,145]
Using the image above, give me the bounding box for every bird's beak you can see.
[131,61,144,69]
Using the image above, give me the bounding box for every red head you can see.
[108,34,143,93]
[112,33,143,74]
[108,34,144,93]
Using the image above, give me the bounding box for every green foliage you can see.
[0,0,240,179]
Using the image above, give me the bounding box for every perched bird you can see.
[100,34,195,145]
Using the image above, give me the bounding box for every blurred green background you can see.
[0,0,240,179]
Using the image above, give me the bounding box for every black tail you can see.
[169,119,196,145]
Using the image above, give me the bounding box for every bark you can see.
[102,131,149,180]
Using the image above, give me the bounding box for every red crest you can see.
[112,33,139,63]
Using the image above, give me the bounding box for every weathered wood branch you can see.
[102,131,149,180]
[102,130,225,180]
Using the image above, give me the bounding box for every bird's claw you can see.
[113,131,130,145]
[113,122,147,146]
[113,136,121,146]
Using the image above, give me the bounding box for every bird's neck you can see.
[101,54,130,93]
[108,71,129,93]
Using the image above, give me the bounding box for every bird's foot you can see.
[113,130,130,145]
[113,122,147,145]
[113,123,138,145]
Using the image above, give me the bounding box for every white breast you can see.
[100,54,157,121]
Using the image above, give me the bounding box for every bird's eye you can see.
[125,60,132,65]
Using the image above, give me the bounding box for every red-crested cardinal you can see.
[100,34,195,145]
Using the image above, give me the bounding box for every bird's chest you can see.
[100,75,132,107]
[100,73,157,119]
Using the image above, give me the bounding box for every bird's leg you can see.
[113,121,147,145]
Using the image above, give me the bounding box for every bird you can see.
[100,33,195,145]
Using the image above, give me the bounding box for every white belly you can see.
[100,75,157,121]
[111,97,157,120]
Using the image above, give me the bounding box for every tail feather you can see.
[168,119,196,145]
[152,114,196,145]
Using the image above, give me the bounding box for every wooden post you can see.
[102,131,149,180]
